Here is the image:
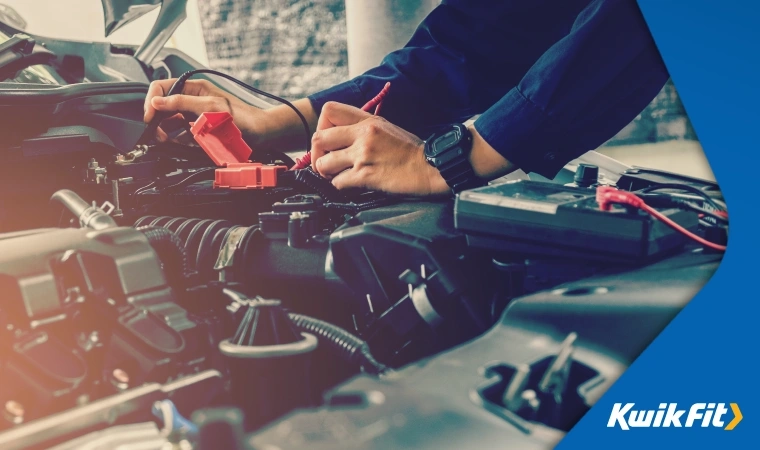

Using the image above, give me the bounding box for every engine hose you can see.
[288,313,390,376]
[51,189,116,231]
[137,226,191,288]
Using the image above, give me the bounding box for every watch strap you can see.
[438,157,483,193]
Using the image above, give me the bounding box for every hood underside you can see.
[101,0,161,36]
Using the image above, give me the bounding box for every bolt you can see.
[110,368,130,390]
[4,400,24,425]
[521,389,541,415]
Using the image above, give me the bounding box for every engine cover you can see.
[0,227,212,428]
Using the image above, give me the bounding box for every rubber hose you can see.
[51,189,117,230]
[137,225,190,288]
[288,313,389,376]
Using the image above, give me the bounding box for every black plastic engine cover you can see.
[247,249,722,450]
[0,227,209,425]
[238,200,497,365]
[327,201,496,363]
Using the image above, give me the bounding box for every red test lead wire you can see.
[362,81,391,115]
[291,82,392,170]
[596,186,727,252]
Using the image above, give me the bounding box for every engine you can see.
[0,20,727,449]
[0,150,724,449]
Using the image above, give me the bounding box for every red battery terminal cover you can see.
[190,111,286,189]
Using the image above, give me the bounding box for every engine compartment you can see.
[0,139,725,449]
[0,18,727,450]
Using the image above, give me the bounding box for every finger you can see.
[317,101,373,132]
[144,79,177,123]
[331,167,368,190]
[310,124,361,166]
[170,130,196,145]
[159,113,188,133]
[156,126,170,143]
[144,79,220,123]
[315,148,356,178]
[151,94,227,118]
[154,113,187,142]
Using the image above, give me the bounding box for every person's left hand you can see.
[310,102,450,196]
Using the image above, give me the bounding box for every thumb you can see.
[151,94,224,117]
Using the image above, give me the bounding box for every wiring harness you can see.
[596,186,727,252]
[288,313,390,376]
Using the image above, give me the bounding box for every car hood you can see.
[101,0,162,36]
[101,0,188,66]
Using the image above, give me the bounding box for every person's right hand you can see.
[143,78,271,144]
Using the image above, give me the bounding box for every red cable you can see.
[640,203,727,251]
[362,82,391,114]
[714,210,729,218]
[291,150,312,170]
[291,83,392,170]
[596,186,727,252]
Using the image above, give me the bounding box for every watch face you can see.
[430,130,460,157]
[425,124,471,168]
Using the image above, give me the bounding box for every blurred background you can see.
[2,0,713,180]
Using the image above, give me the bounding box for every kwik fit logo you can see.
[607,403,742,430]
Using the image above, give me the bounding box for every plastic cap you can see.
[574,163,599,187]
[190,112,286,189]
[191,112,252,167]
[214,163,285,190]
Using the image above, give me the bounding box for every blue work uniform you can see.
[307,0,669,179]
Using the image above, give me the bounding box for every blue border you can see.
[560,0,759,447]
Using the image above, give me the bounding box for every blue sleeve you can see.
[308,0,575,134]
[474,0,670,177]
[308,0,669,179]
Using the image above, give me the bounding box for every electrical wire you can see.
[638,193,729,224]
[597,186,727,252]
[678,201,728,223]
[639,183,726,213]
[160,168,216,192]
[640,203,726,251]
[133,180,157,196]
[134,168,215,196]
[168,69,312,152]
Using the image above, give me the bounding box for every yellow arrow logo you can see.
[725,403,742,430]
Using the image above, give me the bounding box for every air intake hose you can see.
[137,226,190,288]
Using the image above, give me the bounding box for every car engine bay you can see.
[0,8,727,450]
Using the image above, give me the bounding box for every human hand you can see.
[310,102,449,196]
[143,78,272,144]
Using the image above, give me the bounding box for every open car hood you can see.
[101,0,187,65]
[102,0,161,36]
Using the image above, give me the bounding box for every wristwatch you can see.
[424,123,483,194]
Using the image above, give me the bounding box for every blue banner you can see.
[560,0,758,447]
